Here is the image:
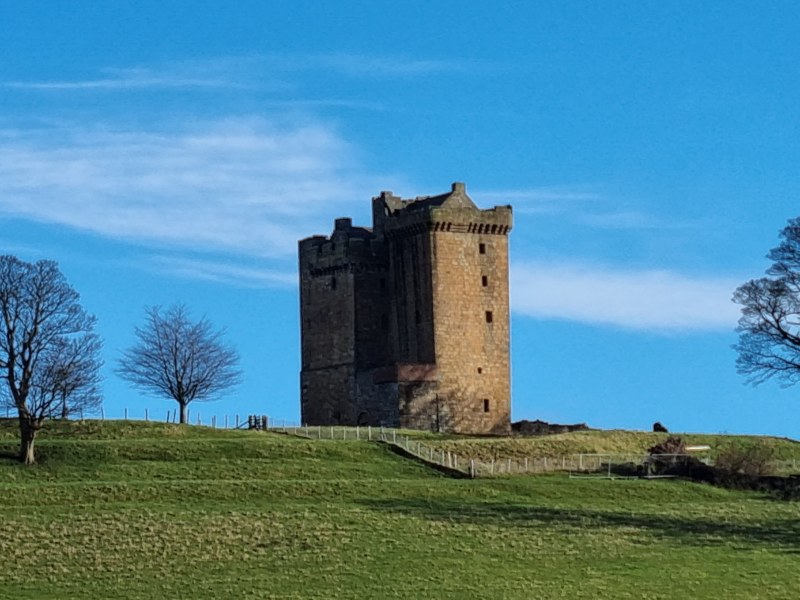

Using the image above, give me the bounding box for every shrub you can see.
[715,441,776,477]
[645,436,689,476]
[648,436,686,456]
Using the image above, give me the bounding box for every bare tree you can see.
[733,217,800,387]
[39,334,103,419]
[117,304,242,424]
[0,255,102,464]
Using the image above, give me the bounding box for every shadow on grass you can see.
[358,496,800,553]
[0,447,19,464]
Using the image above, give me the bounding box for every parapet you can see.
[298,216,384,277]
[300,182,513,266]
[374,182,513,238]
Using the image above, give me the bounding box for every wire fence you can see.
[273,425,800,478]
[20,408,798,479]
[43,407,303,431]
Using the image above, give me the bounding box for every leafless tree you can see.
[117,304,242,424]
[0,255,102,464]
[733,217,800,387]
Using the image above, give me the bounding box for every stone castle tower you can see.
[298,182,513,434]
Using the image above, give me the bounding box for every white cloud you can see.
[477,187,601,204]
[3,67,242,91]
[3,54,471,93]
[0,117,397,258]
[511,261,741,332]
[575,210,694,230]
[306,53,471,77]
[146,255,296,288]
[476,186,602,217]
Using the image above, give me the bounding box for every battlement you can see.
[371,182,512,239]
[299,182,513,434]
[299,217,386,278]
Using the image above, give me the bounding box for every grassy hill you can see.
[0,420,798,599]
[417,429,800,462]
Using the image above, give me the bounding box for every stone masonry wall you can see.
[429,217,511,434]
[299,183,512,433]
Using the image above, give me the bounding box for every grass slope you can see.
[0,420,798,599]
[420,429,800,462]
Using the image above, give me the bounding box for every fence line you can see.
[271,425,666,478]
[23,409,799,477]
[60,407,304,432]
[264,425,800,478]
[276,425,474,475]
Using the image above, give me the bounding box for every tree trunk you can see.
[19,417,38,465]
[179,402,188,424]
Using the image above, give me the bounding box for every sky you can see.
[0,1,798,436]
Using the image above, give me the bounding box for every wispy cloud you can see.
[3,53,474,93]
[305,53,472,77]
[0,238,44,258]
[484,186,694,231]
[511,261,740,332]
[575,210,695,230]
[0,117,398,259]
[3,66,243,91]
[477,186,601,204]
[476,186,602,216]
[146,255,296,288]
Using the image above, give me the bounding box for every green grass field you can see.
[0,420,798,599]
[417,428,800,462]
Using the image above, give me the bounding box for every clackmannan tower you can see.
[298,182,512,434]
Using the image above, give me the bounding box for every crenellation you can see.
[298,182,513,433]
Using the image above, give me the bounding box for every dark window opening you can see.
[482,275,488,287]
[415,309,421,324]
[485,310,493,323]
[477,367,483,374]
[379,278,386,289]
[479,243,486,254]
[381,313,389,331]
[483,399,490,413]
[331,277,337,290]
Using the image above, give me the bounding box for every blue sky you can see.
[1,1,798,436]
